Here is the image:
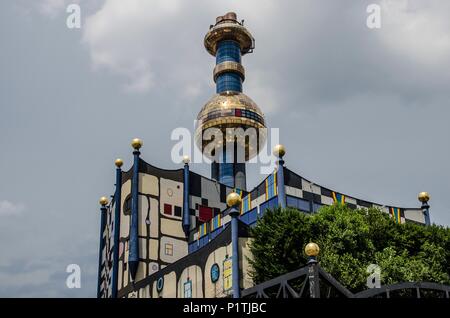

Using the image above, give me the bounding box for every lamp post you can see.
[227,192,242,298]
[305,242,320,298]
[97,196,109,298]
[418,192,431,226]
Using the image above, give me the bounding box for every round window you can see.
[157,277,164,292]
[211,263,220,283]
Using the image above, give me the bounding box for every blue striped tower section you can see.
[196,12,266,192]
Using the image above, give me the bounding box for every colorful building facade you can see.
[97,12,430,298]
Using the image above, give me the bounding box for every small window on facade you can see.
[184,280,192,298]
[123,196,132,215]
[199,205,213,222]
[164,243,173,256]
[174,206,182,217]
[164,203,172,215]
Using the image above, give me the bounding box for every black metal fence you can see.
[242,263,450,298]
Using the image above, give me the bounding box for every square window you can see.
[174,206,182,217]
[164,203,172,215]
[199,205,213,222]
[165,243,173,256]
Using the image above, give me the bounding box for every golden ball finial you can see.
[273,144,286,158]
[99,196,109,206]
[305,242,320,257]
[115,158,123,168]
[182,155,190,164]
[226,192,242,207]
[131,138,143,150]
[418,192,430,203]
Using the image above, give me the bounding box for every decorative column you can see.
[182,155,191,236]
[97,196,109,298]
[305,242,320,298]
[226,192,242,298]
[273,144,286,208]
[129,138,143,281]
[418,192,431,226]
[111,158,123,298]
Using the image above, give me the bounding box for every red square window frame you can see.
[198,205,213,223]
[164,203,172,215]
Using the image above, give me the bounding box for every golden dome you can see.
[115,158,123,168]
[195,91,266,161]
[226,192,242,207]
[131,138,143,150]
[418,192,430,203]
[305,242,320,257]
[273,144,286,158]
[99,196,109,206]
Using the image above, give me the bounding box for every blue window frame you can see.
[216,73,242,93]
[313,203,323,213]
[184,280,192,298]
[216,40,241,63]
[259,196,278,218]
[287,195,311,213]
[210,226,224,240]
[240,207,258,226]
[188,243,196,253]
[248,208,258,225]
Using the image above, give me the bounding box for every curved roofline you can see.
[283,167,420,211]
[115,158,420,211]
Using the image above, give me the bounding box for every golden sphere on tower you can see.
[305,242,320,257]
[273,144,286,158]
[195,91,266,161]
[226,192,242,207]
[115,158,123,168]
[182,155,190,164]
[418,192,430,203]
[99,196,109,206]
[131,138,143,150]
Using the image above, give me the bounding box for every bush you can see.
[249,204,450,293]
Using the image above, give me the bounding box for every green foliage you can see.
[249,204,450,293]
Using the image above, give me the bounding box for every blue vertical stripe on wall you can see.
[129,151,140,280]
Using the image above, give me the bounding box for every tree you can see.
[249,204,450,293]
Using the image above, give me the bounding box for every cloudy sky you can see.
[1,0,449,297]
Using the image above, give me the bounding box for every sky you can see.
[0,0,449,297]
